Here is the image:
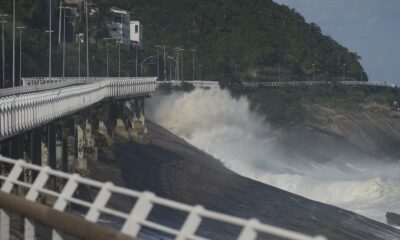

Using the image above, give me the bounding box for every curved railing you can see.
[0,77,156,140]
[0,155,327,240]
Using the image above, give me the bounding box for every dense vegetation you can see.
[0,0,367,88]
[245,85,400,127]
[101,0,367,82]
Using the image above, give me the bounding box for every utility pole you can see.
[343,63,346,81]
[180,48,184,81]
[190,48,196,81]
[12,0,15,86]
[76,34,83,77]
[0,14,8,88]
[198,64,202,80]
[118,39,121,79]
[61,7,71,77]
[103,38,111,77]
[133,43,138,77]
[58,1,62,44]
[168,56,177,80]
[312,63,315,81]
[48,0,52,82]
[360,71,363,82]
[85,0,89,77]
[169,57,172,80]
[155,45,161,80]
[163,45,168,81]
[278,63,281,82]
[174,47,180,81]
[16,26,25,84]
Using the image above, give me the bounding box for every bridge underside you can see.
[0,97,150,179]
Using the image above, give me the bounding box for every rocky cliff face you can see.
[305,104,400,160]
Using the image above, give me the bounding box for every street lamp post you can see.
[133,43,138,77]
[0,14,8,88]
[163,45,168,81]
[85,0,89,77]
[16,26,25,84]
[76,34,83,77]
[155,45,162,80]
[168,56,177,80]
[102,38,111,77]
[198,64,202,81]
[12,0,15,86]
[180,48,184,81]
[118,39,121,79]
[278,63,281,82]
[343,63,346,81]
[174,47,180,81]
[190,48,196,81]
[312,63,315,81]
[48,0,53,82]
[61,7,72,77]
[140,55,156,76]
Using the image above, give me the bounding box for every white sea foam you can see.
[147,87,400,223]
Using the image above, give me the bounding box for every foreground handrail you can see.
[0,191,134,240]
[0,155,327,240]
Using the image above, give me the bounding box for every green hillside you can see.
[0,0,367,86]
[100,0,367,82]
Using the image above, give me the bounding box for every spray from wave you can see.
[147,87,400,223]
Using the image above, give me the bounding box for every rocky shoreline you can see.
[91,121,400,240]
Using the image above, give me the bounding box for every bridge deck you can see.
[0,77,156,141]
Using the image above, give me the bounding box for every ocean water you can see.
[147,87,400,224]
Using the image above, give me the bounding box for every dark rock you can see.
[387,212,400,227]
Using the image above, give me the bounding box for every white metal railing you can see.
[0,77,156,140]
[0,155,327,240]
[21,77,148,86]
[157,80,219,89]
[156,80,398,89]
[242,81,398,88]
[20,78,398,90]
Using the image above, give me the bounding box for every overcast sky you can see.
[273,0,400,84]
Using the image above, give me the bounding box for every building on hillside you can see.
[108,8,131,46]
[130,21,143,48]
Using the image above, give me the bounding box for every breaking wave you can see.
[147,87,400,223]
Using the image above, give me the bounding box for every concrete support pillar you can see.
[0,139,11,158]
[75,116,89,177]
[55,126,63,171]
[114,102,128,139]
[62,136,68,172]
[47,125,56,170]
[10,135,23,160]
[98,103,114,145]
[41,127,48,167]
[66,126,76,173]
[85,118,98,163]
[0,139,11,176]
[30,129,42,166]
[128,98,149,144]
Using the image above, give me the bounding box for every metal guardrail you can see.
[157,80,219,89]
[0,77,157,140]
[0,77,155,98]
[242,81,398,88]
[0,155,327,240]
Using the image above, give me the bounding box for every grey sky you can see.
[273,0,400,84]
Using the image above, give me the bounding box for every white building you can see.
[130,21,143,48]
[108,8,131,46]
